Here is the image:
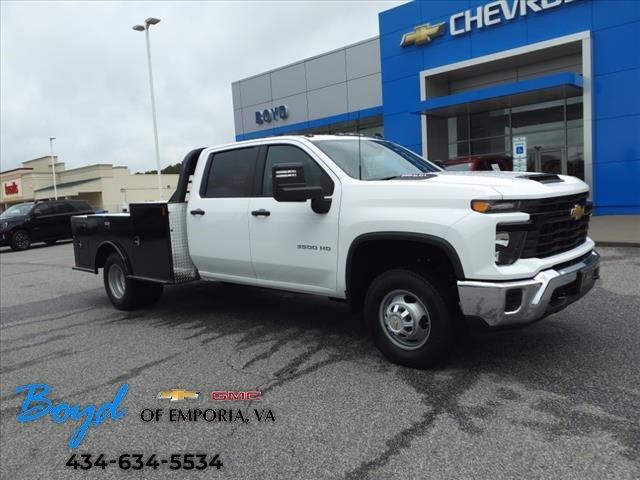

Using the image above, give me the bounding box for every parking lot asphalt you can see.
[0,241,639,479]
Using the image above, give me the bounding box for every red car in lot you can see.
[443,155,513,172]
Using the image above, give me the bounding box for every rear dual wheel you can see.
[103,253,163,310]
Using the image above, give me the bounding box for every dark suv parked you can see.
[0,200,94,251]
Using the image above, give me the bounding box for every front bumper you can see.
[457,250,600,327]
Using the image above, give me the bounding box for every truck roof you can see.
[215,134,381,150]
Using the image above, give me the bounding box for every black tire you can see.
[10,230,31,251]
[364,269,454,369]
[45,239,57,245]
[103,253,163,310]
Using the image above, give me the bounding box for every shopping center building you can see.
[0,156,178,213]
[232,0,640,218]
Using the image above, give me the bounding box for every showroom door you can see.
[529,147,565,174]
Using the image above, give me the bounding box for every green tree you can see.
[137,163,182,175]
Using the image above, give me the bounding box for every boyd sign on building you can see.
[255,105,289,125]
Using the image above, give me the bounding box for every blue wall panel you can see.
[468,15,527,57]
[383,112,423,147]
[419,0,470,21]
[421,34,472,69]
[526,1,593,44]
[382,76,422,115]
[380,49,424,83]
[592,0,640,30]
[593,22,640,75]
[594,160,640,208]
[379,0,422,36]
[594,116,640,165]
[593,69,640,120]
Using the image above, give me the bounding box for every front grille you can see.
[520,192,591,259]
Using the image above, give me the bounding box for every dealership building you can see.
[232,0,640,218]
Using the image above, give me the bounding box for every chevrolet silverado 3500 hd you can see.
[71,135,599,368]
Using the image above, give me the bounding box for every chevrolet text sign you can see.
[450,0,579,36]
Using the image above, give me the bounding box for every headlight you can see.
[495,229,527,265]
[471,199,523,213]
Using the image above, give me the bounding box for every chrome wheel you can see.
[379,289,431,350]
[108,263,126,299]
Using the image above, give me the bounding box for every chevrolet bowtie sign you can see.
[400,22,446,46]
[157,389,200,401]
[401,0,579,47]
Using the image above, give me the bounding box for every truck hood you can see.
[429,171,589,199]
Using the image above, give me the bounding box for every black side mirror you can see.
[272,163,332,214]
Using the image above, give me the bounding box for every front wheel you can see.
[10,230,31,251]
[365,269,454,368]
[103,253,163,310]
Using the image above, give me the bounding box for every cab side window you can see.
[75,201,93,212]
[262,145,334,197]
[53,203,74,214]
[33,204,52,216]
[201,147,258,198]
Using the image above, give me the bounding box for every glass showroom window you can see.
[442,95,584,178]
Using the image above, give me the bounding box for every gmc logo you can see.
[255,105,288,124]
[210,391,261,401]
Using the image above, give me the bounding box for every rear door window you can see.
[201,148,258,198]
[33,204,53,216]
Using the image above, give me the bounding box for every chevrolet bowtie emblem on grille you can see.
[157,389,200,401]
[570,204,586,221]
[400,22,446,47]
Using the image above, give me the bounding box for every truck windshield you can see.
[312,139,440,180]
[0,203,34,218]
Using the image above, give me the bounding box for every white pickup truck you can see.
[71,135,599,368]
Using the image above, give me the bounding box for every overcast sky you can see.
[1,0,403,172]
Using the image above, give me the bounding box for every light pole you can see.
[49,137,58,200]
[133,17,163,201]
